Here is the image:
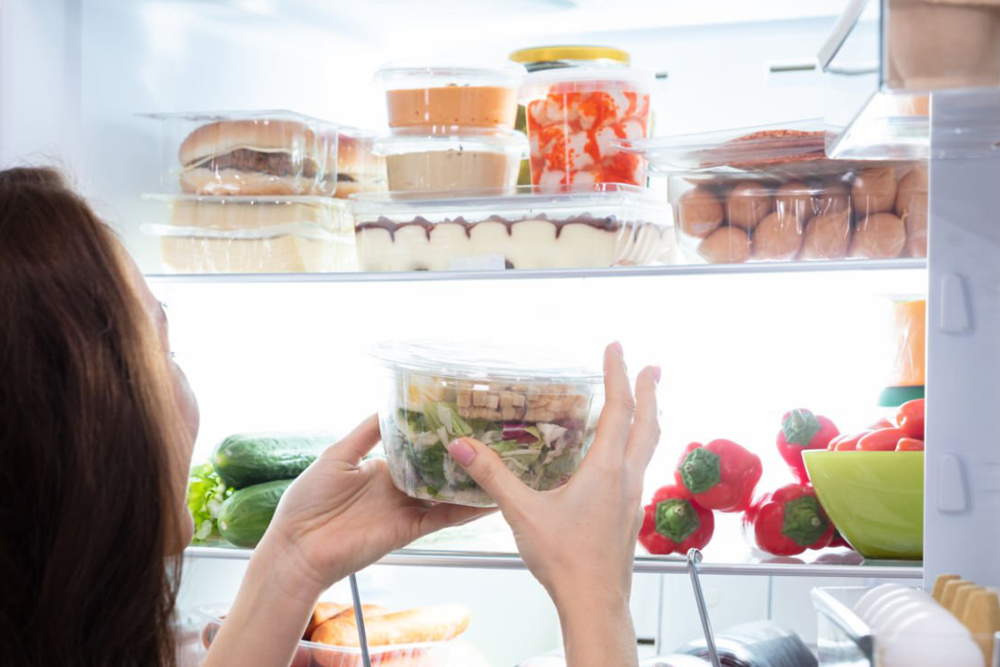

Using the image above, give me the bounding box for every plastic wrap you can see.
[373,61,525,133]
[375,129,527,193]
[197,605,479,667]
[372,341,602,507]
[804,450,923,559]
[624,124,928,264]
[336,125,386,199]
[144,195,356,274]
[144,110,340,196]
[520,66,652,189]
[348,184,674,271]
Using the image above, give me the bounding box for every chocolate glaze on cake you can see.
[356,214,634,241]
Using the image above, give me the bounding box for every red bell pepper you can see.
[746,484,834,556]
[894,398,925,440]
[896,437,925,451]
[829,529,853,550]
[639,485,715,555]
[674,439,762,512]
[777,409,840,484]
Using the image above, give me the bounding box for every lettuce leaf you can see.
[186,462,233,543]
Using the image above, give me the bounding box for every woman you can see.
[0,167,661,667]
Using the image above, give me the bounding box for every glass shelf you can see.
[183,544,921,579]
[146,259,926,285]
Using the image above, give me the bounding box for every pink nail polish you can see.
[652,366,662,383]
[448,439,477,466]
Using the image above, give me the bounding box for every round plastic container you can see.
[375,130,527,193]
[520,67,653,189]
[373,61,525,132]
[373,341,603,507]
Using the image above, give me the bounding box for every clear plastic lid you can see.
[373,60,526,89]
[374,128,528,156]
[349,183,660,219]
[521,65,654,101]
[621,120,830,173]
[372,341,602,384]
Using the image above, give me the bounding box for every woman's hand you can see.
[261,415,491,601]
[445,342,660,667]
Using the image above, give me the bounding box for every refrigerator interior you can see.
[4,1,968,666]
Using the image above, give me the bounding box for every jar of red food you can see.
[520,67,653,190]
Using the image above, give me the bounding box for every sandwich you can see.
[178,119,337,196]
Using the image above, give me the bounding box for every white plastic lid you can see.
[374,129,528,156]
[372,341,602,384]
[373,60,526,89]
[521,66,654,101]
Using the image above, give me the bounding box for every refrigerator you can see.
[2,0,998,665]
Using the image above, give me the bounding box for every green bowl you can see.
[804,450,923,560]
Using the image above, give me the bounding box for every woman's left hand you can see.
[258,415,491,601]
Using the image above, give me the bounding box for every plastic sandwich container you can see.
[143,194,356,274]
[372,341,603,507]
[143,110,340,196]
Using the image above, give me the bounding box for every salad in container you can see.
[374,342,603,507]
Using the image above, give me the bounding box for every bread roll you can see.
[725,181,772,230]
[812,182,851,217]
[895,167,929,217]
[774,181,812,221]
[852,213,906,258]
[179,119,333,167]
[311,604,471,648]
[753,210,803,260]
[180,168,331,196]
[306,602,351,639]
[677,186,725,238]
[801,210,851,260]
[698,226,751,263]
[852,168,899,215]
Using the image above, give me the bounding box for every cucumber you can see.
[218,479,292,548]
[212,432,337,489]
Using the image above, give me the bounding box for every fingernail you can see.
[448,438,477,466]
[610,341,623,357]
[652,366,662,384]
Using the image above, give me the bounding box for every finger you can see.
[417,504,496,537]
[625,365,662,484]
[587,342,636,466]
[446,437,531,509]
[328,414,381,464]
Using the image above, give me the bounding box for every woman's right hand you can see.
[446,342,660,666]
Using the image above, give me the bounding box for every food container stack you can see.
[351,57,674,271]
[142,111,386,273]
[624,124,929,264]
[373,63,528,194]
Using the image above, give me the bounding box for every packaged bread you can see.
[311,604,471,647]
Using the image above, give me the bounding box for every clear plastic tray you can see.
[373,61,525,132]
[520,66,653,188]
[336,125,386,199]
[196,604,471,667]
[373,341,603,507]
[375,129,527,194]
[142,194,356,274]
[348,184,675,271]
[143,110,340,196]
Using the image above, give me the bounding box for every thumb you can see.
[447,437,529,508]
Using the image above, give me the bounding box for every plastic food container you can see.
[197,605,472,667]
[143,195,356,274]
[374,61,525,133]
[373,341,603,507]
[348,184,674,271]
[143,110,340,196]
[375,130,527,193]
[520,66,653,189]
[625,124,928,264]
[336,126,386,199]
[804,450,923,559]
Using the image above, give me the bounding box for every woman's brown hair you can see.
[0,167,186,666]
